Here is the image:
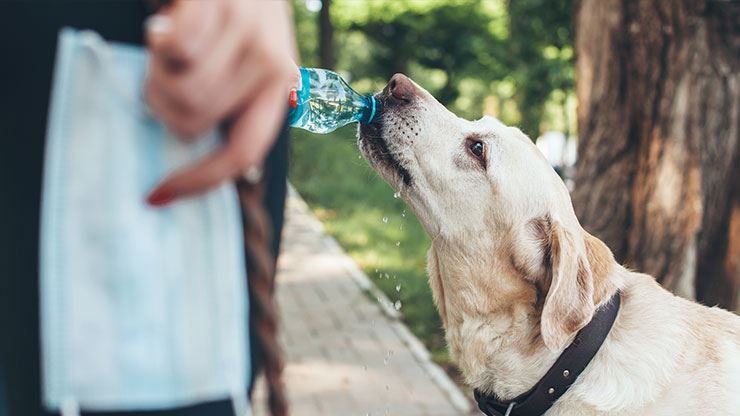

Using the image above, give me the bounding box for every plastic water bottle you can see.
[288,67,379,134]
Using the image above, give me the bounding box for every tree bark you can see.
[318,0,335,69]
[573,0,740,310]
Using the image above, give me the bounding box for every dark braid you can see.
[236,178,288,416]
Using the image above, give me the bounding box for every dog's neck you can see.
[428,234,618,400]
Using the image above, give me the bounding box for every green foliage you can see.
[293,0,319,68]
[506,0,574,136]
[292,0,574,136]
[338,0,506,106]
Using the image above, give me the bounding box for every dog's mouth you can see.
[358,98,413,187]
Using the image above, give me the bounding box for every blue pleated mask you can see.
[40,28,250,416]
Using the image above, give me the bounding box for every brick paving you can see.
[252,189,472,416]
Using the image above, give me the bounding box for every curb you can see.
[288,185,472,414]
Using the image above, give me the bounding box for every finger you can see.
[145,82,202,139]
[144,1,226,137]
[145,4,244,126]
[146,0,224,68]
[227,79,290,172]
[145,59,217,138]
[179,0,300,132]
[187,46,296,135]
[146,80,287,206]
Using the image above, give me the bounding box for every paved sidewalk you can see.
[253,189,472,416]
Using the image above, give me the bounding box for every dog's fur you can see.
[359,74,740,415]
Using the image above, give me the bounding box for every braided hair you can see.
[237,178,288,416]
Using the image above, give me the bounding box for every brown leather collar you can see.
[474,292,621,416]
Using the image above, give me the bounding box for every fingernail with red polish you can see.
[147,188,176,207]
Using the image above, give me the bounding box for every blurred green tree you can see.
[292,0,575,137]
[293,0,319,68]
[318,0,335,68]
[507,0,574,137]
[331,0,504,105]
[340,2,504,106]
[327,0,572,137]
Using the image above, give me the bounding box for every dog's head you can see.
[359,74,616,351]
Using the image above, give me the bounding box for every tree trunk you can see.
[573,0,740,310]
[318,0,335,69]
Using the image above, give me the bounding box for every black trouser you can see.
[0,2,287,415]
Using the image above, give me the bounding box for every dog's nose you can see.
[386,73,417,103]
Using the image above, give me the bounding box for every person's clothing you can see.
[0,2,288,415]
[43,400,235,416]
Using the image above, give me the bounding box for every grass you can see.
[288,126,449,360]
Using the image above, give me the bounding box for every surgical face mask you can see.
[40,28,250,416]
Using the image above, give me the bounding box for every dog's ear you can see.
[540,220,596,352]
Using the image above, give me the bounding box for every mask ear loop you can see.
[77,30,153,119]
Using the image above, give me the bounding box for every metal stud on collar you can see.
[563,370,570,378]
[547,387,555,394]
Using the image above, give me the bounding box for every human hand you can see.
[144,0,298,206]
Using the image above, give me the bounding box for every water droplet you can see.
[358,155,362,159]
[394,300,402,310]
[401,210,407,217]
[382,216,389,224]
[393,192,400,199]
[399,224,404,230]
[395,241,401,247]
[395,285,401,292]
[383,349,394,365]
[384,273,389,279]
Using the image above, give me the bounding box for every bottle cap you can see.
[289,88,298,109]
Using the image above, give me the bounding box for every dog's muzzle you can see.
[358,74,419,186]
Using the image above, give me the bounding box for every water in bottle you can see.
[288,67,378,134]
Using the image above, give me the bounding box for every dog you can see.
[358,74,740,415]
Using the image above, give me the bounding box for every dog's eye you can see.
[470,141,484,158]
[468,139,486,167]
[465,135,487,168]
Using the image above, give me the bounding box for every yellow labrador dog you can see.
[359,74,740,416]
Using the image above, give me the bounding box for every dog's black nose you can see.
[386,73,417,104]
